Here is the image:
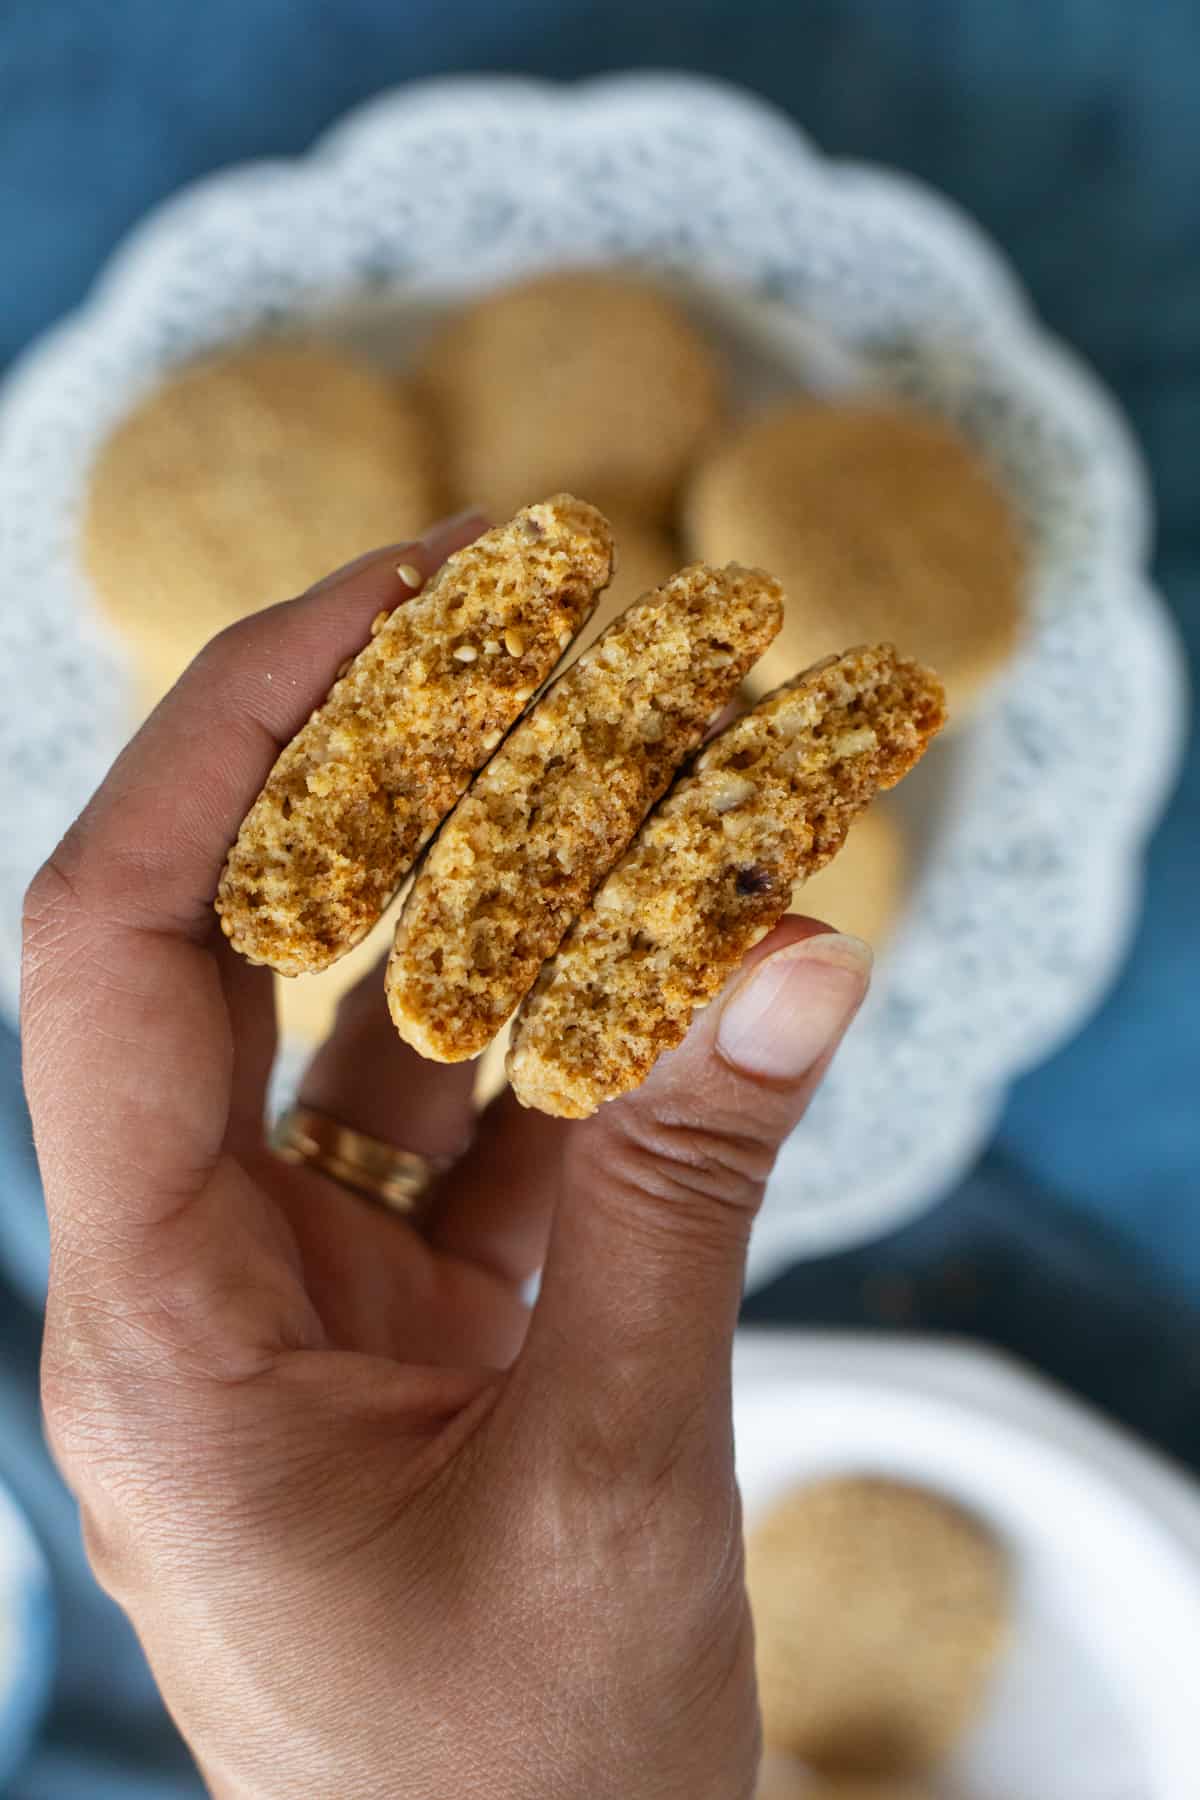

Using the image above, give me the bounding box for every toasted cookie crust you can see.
[506,645,945,1116]
[216,495,613,974]
[387,563,783,1059]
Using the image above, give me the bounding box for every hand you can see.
[22,515,871,1800]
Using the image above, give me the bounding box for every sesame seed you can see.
[370,609,390,636]
[504,627,526,657]
[558,628,573,649]
[483,639,501,655]
[453,644,479,663]
[395,562,423,589]
[335,656,353,680]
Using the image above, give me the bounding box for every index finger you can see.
[21,513,485,1264]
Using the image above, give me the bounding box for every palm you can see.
[217,943,536,1374]
[255,1149,530,1368]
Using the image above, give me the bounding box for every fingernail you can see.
[419,508,488,556]
[716,933,873,1082]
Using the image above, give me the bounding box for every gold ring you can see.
[270,1103,453,1220]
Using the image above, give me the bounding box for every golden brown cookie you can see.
[419,270,724,520]
[387,564,783,1060]
[216,495,614,975]
[83,340,441,713]
[757,1758,930,1800]
[793,804,909,949]
[506,645,945,1117]
[686,399,1025,720]
[747,1476,1008,1775]
[803,1784,931,1800]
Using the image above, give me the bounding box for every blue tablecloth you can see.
[2,3,1198,1792]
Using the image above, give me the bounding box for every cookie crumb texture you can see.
[387,563,783,1059]
[507,645,945,1116]
[747,1476,1007,1774]
[216,496,613,974]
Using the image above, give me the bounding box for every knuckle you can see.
[22,826,133,992]
[605,1104,776,1222]
[22,840,87,959]
[542,1393,746,1626]
[42,1385,160,1606]
[194,616,249,670]
[43,1279,193,1486]
[194,608,285,682]
[42,1305,153,1492]
[78,1498,143,1603]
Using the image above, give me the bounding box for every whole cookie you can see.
[84,340,440,712]
[803,1784,930,1800]
[747,1476,1008,1774]
[686,400,1025,719]
[217,496,614,975]
[757,1757,929,1800]
[507,645,945,1117]
[794,804,909,949]
[419,270,724,519]
[388,563,782,1060]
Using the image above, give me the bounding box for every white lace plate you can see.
[0,75,1185,1283]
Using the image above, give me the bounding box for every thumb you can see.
[520,918,872,1460]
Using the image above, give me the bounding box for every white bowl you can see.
[0,75,1185,1280]
[734,1332,1200,1798]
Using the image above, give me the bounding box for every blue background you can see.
[1,2,1198,1792]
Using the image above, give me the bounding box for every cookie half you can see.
[217,495,614,974]
[506,645,945,1116]
[747,1476,1008,1774]
[387,564,783,1059]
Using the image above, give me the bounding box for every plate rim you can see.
[0,72,1187,1276]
